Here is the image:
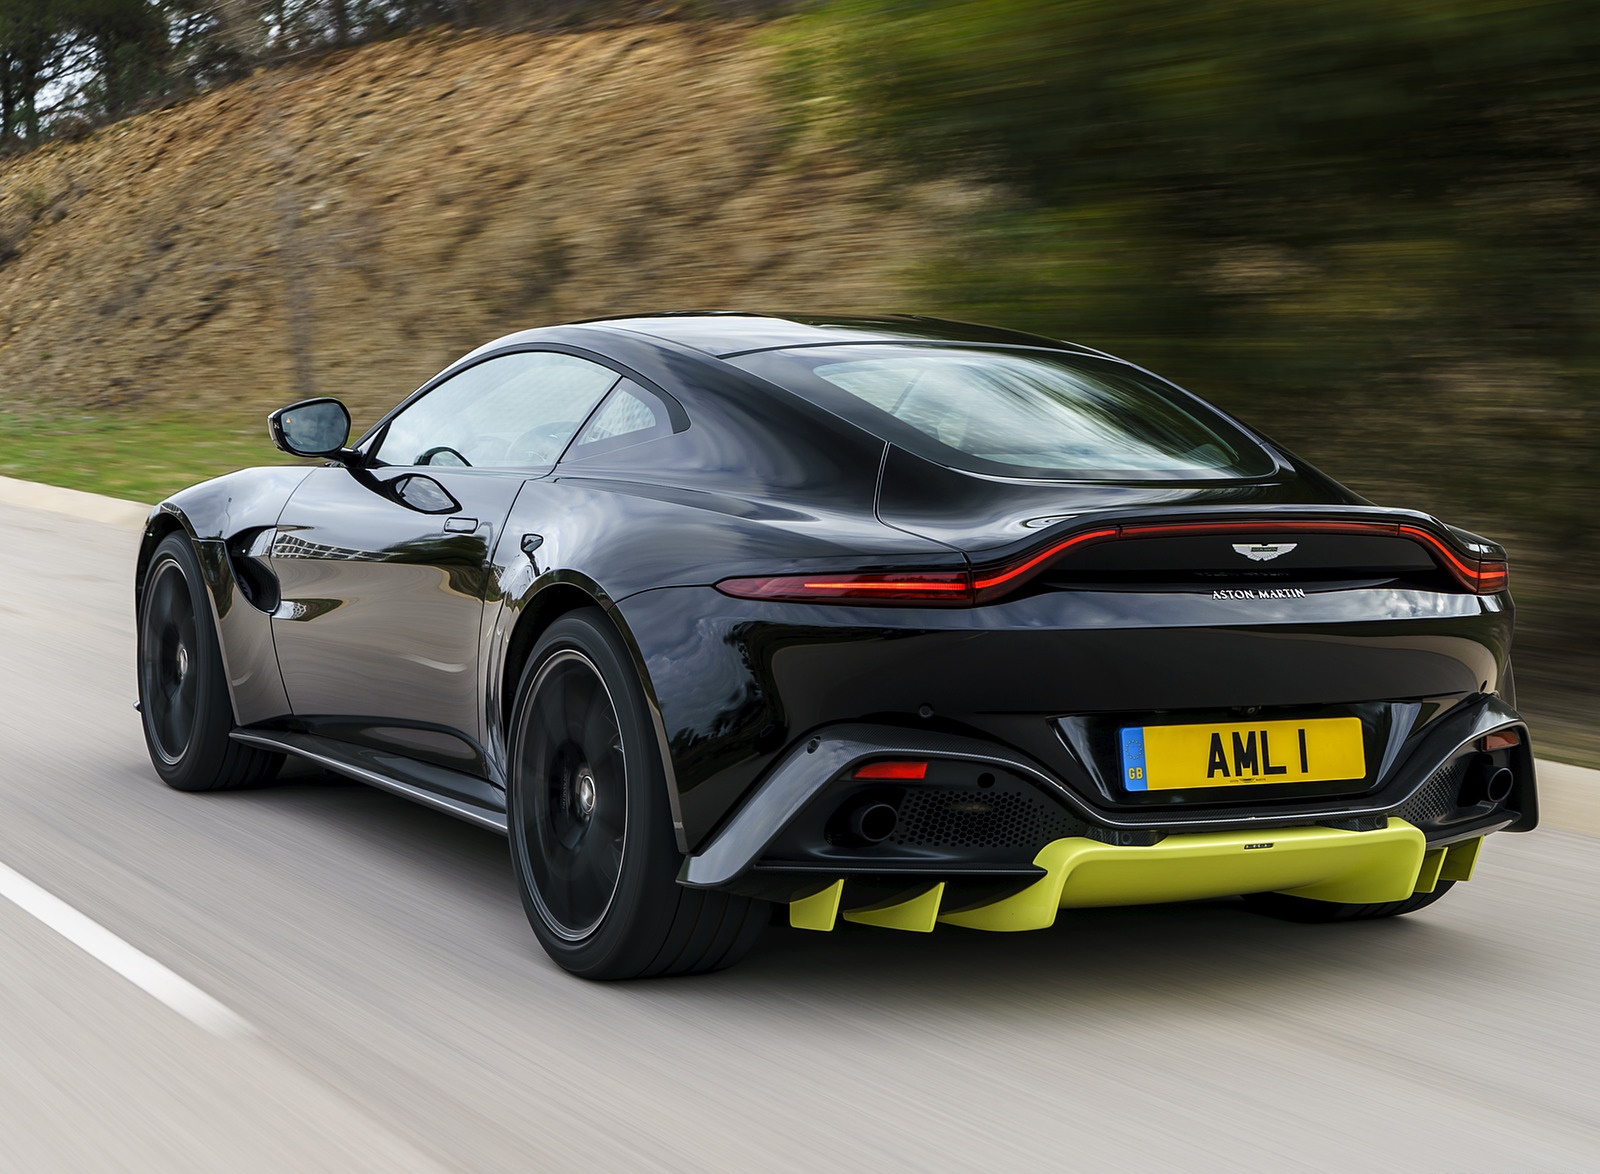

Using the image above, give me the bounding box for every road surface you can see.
[2,494,1598,1172]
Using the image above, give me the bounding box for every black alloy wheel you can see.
[517,648,630,940]
[508,610,768,979]
[141,554,200,766]
[136,533,282,792]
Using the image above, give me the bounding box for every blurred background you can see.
[1,0,1595,764]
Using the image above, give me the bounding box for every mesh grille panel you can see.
[891,785,1083,850]
[1395,759,1467,825]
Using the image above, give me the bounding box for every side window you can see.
[373,351,620,469]
[565,380,676,460]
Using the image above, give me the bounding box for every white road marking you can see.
[0,859,253,1039]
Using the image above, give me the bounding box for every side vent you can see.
[225,528,281,613]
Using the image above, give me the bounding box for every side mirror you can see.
[268,398,352,460]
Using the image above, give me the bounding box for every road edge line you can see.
[0,859,254,1039]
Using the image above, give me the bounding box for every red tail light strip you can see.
[969,527,1120,593]
[715,571,973,606]
[715,519,1507,606]
[1396,525,1507,594]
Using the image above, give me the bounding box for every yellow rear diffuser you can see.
[1414,836,1482,894]
[1439,836,1482,883]
[842,883,945,933]
[939,818,1427,932]
[789,879,844,931]
[785,820,1442,933]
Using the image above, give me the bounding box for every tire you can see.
[507,609,768,979]
[137,533,283,792]
[1241,880,1455,923]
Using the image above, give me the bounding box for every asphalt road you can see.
[3,496,1599,1173]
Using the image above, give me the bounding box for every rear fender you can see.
[482,470,952,853]
[484,521,691,850]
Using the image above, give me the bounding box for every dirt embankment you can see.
[0,22,953,425]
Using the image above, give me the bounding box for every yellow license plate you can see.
[1119,717,1365,791]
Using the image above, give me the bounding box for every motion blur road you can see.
[3,496,1599,1173]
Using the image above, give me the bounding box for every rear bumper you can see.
[617,583,1515,851]
[680,695,1535,893]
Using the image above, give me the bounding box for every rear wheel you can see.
[137,534,282,792]
[1242,881,1455,923]
[507,610,767,979]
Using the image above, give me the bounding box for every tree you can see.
[0,0,66,148]
[66,0,169,116]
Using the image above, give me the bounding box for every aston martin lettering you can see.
[1213,587,1306,599]
[1234,542,1298,561]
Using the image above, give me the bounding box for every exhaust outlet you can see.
[1458,757,1517,807]
[845,802,899,845]
[1485,767,1515,804]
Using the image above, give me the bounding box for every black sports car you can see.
[135,313,1537,978]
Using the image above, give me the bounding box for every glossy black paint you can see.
[267,464,522,773]
[137,313,1534,879]
[617,580,1511,847]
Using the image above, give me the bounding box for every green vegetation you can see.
[0,410,293,502]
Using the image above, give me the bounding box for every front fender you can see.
[137,467,312,726]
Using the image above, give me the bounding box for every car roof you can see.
[561,312,1095,358]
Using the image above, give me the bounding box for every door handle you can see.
[443,516,478,533]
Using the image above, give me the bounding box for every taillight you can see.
[1480,729,1521,753]
[1396,526,1508,595]
[853,760,929,780]
[715,520,1507,606]
[714,570,973,606]
[1475,560,1509,593]
[969,527,1119,601]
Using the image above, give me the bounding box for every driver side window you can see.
[373,351,621,469]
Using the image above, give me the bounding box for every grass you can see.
[0,409,298,503]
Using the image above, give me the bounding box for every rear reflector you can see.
[1480,730,1522,752]
[853,760,929,780]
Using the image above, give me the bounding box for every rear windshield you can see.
[728,345,1275,481]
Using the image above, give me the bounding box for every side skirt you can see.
[230,729,509,835]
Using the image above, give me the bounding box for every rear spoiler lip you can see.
[957,502,1450,564]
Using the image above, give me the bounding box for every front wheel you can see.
[507,610,767,979]
[137,533,282,792]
